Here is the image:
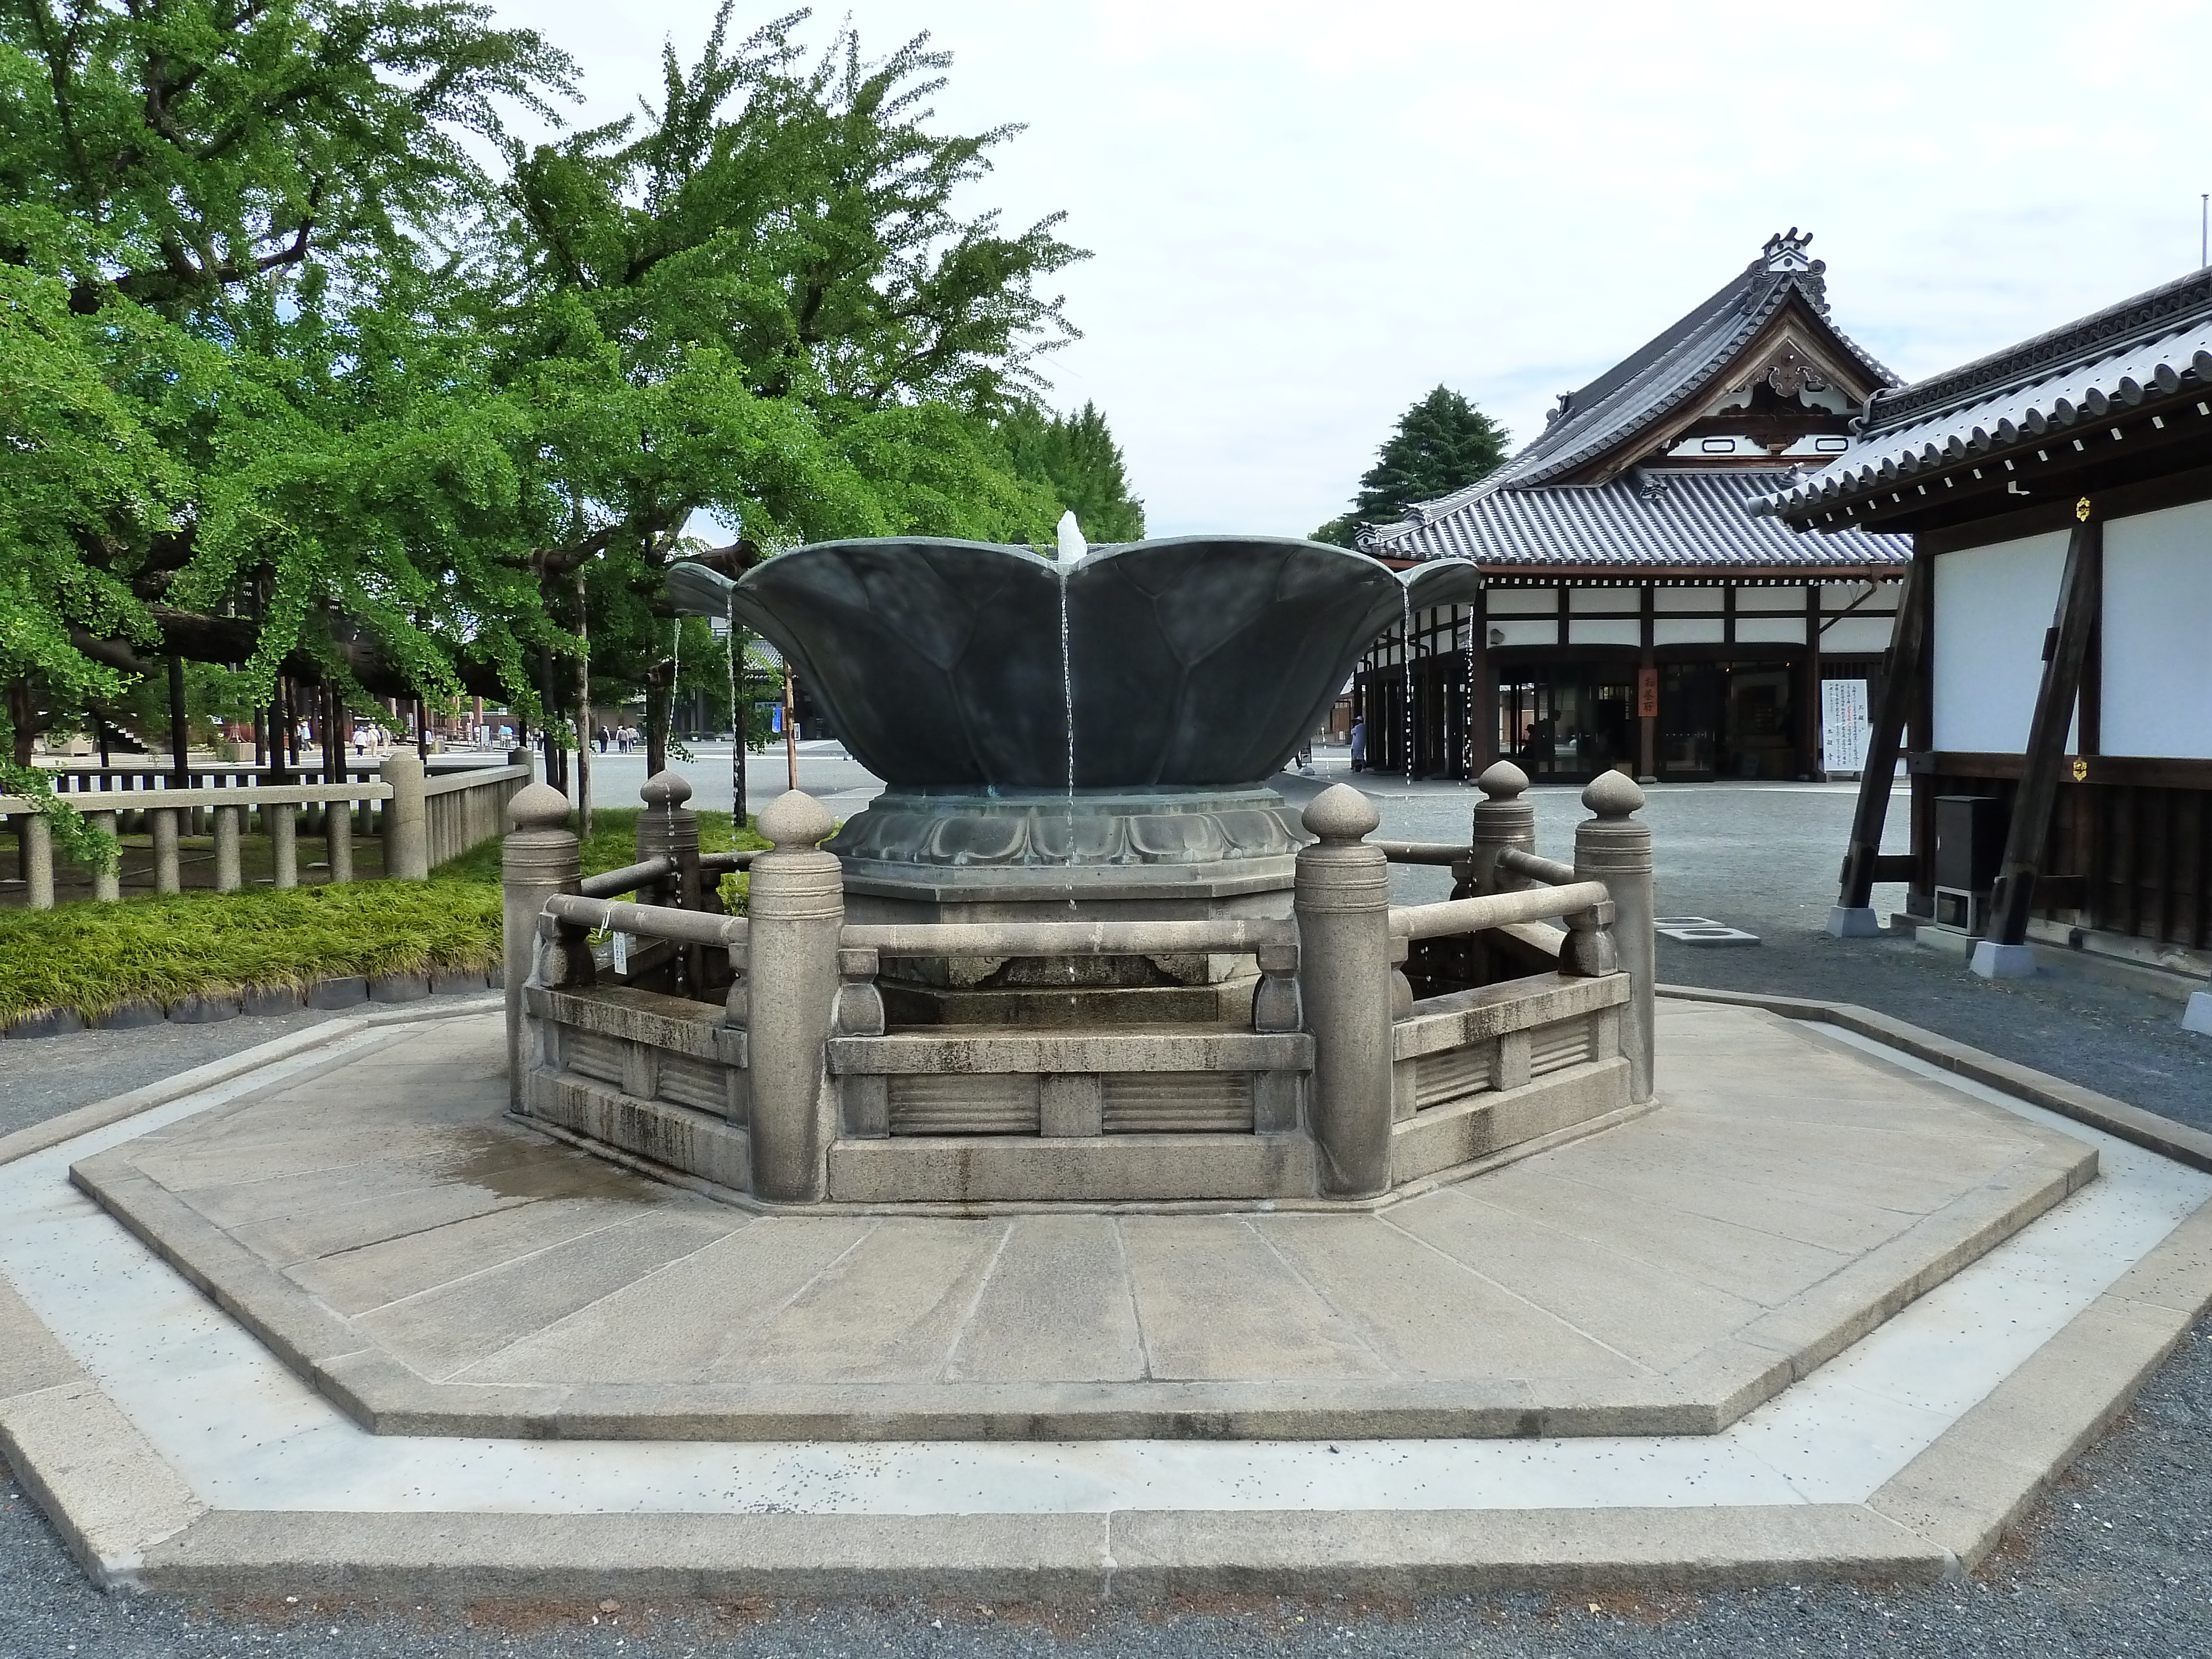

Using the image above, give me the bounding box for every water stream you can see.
[725,594,743,819]
[1401,583,1416,787]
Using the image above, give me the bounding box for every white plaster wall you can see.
[2103,499,2212,759]
[1567,619,1641,645]
[1489,619,1558,646]
[1486,589,1560,615]
[1655,587,1727,611]
[1736,586,1808,612]
[1819,616,1895,655]
[1568,588,1641,613]
[1653,618,1724,645]
[1735,617,1806,644]
[1933,531,2068,753]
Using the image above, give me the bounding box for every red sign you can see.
[1637,666,1660,719]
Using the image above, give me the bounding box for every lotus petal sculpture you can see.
[668,536,1481,792]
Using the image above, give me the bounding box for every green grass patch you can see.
[0,806,769,1023]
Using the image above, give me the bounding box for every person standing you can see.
[1349,714,1366,773]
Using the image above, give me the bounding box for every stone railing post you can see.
[502,782,579,1109]
[88,810,120,901]
[151,806,181,895]
[212,804,242,891]
[269,801,297,889]
[639,769,704,988]
[1469,761,1536,895]
[382,750,429,880]
[20,814,54,910]
[745,790,843,1203]
[1575,770,1656,1104]
[1295,783,1394,1199]
[637,770,699,909]
[327,791,352,884]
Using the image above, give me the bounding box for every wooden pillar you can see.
[1637,585,1656,781]
[1984,501,2103,954]
[1829,554,1931,934]
[1468,592,1494,776]
[1803,582,1823,782]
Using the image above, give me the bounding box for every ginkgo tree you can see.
[1,0,1133,839]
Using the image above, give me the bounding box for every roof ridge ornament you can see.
[1762,228,1821,275]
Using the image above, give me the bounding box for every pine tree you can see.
[1313,386,1510,545]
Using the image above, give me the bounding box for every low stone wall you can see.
[505,769,1658,1213]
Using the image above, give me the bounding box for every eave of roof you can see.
[1755,270,2212,526]
[1377,468,1910,575]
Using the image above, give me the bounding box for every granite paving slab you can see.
[64,1003,2099,1441]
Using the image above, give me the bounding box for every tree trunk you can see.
[8,679,34,768]
[168,656,191,786]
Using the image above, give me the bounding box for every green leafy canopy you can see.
[1313,385,1510,547]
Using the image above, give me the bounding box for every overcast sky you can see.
[500,0,2212,539]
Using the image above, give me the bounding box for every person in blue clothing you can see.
[1349,715,1366,772]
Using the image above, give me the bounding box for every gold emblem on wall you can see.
[2072,757,2090,782]
[2076,497,2093,522]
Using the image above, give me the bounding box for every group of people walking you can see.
[593,724,641,754]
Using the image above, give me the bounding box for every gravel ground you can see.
[4,753,2210,1655]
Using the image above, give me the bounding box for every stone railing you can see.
[1,751,530,907]
[505,768,1658,1210]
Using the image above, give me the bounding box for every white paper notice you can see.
[1822,679,1871,773]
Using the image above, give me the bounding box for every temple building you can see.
[1757,264,2212,1012]
[1353,231,1911,784]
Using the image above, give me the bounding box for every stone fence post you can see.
[502,783,579,1109]
[745,790,843,1203]
[1295,783,1394,1199]
[383,750,429,880]
[1574,771,1656,1104]
[20,813,53,910]
[1469,761,1536,895]
[637,770,699,908]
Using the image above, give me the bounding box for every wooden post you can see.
[1468,591,1495,777]
[1803,582,1823,782]
[1976,502,2103,974]
[1638,585,1657,782]
[1828,554,1931,937]
[783,666,799,794]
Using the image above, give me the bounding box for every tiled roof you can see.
[1756,267,2212,523]
[1389,242,1897,530]
[1381,468,1910,573]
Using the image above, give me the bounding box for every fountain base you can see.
[831,785,1305,1027]
[827,785,1308,904]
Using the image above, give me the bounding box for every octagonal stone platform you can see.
[67,1001,2095,1443]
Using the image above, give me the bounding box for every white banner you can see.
[1822,679,1871,773]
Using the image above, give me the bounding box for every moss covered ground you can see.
[0,808,765,1022]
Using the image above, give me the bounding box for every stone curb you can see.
[0,1276,207,1588]
[1,970,499,1041]
[0,996,503,1171]
[1657,984,2212,1173]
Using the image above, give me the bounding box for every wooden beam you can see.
[1987,503,2104,946]
[1837,552,1931,910]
